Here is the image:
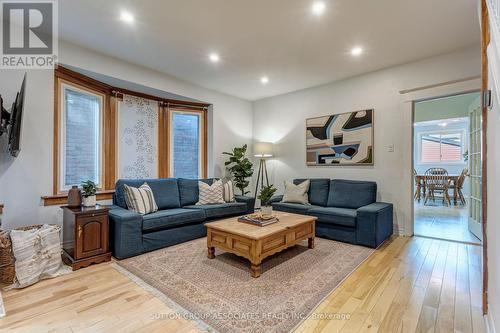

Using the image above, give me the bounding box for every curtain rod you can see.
[399,75,481,94]
[112,90,209,110]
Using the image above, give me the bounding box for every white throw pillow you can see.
[124,183,158,215]
[8,225,71,289]
[197,180,225,205]
[282,180,310,205]
[223,180,235,203]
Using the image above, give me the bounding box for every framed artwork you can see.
[306,109,374,166]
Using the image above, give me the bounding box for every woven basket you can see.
[0,230,15,284]
[0,225,46,285]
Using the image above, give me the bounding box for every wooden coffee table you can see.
[206,211,317,278]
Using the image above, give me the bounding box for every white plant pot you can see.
[82,195,96,207]
[261,206,273,217]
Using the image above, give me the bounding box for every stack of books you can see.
[238,214,279,227]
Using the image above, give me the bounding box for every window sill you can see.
[41,190,115,206]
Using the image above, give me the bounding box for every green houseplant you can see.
[81,180,97,207]
[258,185,277,216]
[223,144,254,195]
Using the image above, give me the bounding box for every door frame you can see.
[400,78,481,237]
[410,89,482,237]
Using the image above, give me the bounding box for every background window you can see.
[170,111,203,179]
[420,132,463,163]
[61,84,102,190]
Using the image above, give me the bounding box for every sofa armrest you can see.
[235,195,256,214]
[108,206,143,259]
[356,202,393,248]
[268,195,283,204]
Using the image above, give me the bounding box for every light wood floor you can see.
[0,236,485,333]
[414,200,481,244]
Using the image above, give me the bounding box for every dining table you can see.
[415,174,461,205]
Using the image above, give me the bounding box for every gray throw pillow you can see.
[282,180,310,205]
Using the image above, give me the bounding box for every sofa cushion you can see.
[282,180,310,204]
[294,178,330,206]
[272,202,311,215]
[307,206,357,228]
[197,180,225,205]
[115,179,181,210]
[123,183,158,215]
[327,179,377,209]
[178,178,214,206]
[184,202,247,219]
[142,208,206,232]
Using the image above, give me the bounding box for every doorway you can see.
[412,91,482,244]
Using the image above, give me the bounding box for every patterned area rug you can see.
[115,237,374,333]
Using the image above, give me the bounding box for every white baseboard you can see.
[485,304,498,333]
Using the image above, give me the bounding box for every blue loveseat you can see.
[108,178,255,259]
[270,179,393,248]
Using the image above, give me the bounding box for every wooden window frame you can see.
[158,104,208,178]
[57,80,105,192]
[44,66,209,206]
[53,69,116,197]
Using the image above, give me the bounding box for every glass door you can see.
[468,103,482,240]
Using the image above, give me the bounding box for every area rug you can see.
[115,237,374,333]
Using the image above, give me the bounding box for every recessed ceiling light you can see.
[351,46,363,56]
[260,76,269,84]
[209,53,220,63]
[312,1,326,15]
[120,10,135,24]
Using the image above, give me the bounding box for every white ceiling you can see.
[59,0,480,101]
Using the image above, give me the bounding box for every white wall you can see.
[0,41,253,230]
[487,83,500,333]
[252,46,480,234]
[486,28,500,333]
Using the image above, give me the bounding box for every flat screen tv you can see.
[6,74,26,157]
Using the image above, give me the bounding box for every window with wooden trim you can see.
[169,109,206,178]
[59,82,104,190]
[49,66,209,205]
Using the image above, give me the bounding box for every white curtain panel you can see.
[118,95,159,179]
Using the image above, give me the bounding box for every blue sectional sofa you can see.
[270,179,393,248]
[108,178,255,259]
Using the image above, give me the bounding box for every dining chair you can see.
[424,167,451,206]
[449,168,468,205]
[413,169,423,201]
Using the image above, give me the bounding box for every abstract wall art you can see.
[306,109,374,165]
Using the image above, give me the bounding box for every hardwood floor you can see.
[0,236,484,333]
[414,201,481,244]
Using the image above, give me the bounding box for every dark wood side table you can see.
[61,204,111,270]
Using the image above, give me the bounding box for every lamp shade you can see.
[253,142,274,158]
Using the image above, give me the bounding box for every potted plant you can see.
[81,180,97,207]
[258,185,277,217]
[223,144,254,195]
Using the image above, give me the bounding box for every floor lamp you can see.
[253,142,274,201]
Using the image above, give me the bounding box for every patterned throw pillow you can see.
[223,180,235,202]
[197,180,225,205]
[282,180,310,205]
[123,183,158,215]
